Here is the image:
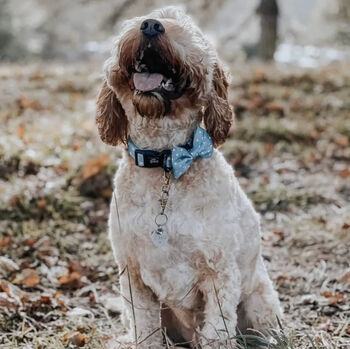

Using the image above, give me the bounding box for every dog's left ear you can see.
[203,62,233,147]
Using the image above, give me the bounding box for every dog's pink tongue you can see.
[133,72,164,91]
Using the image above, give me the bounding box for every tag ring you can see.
[155,213,168,226]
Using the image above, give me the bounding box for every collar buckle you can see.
[134,149,171,171]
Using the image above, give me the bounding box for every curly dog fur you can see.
[96,6,282,348]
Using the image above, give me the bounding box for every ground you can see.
[0,61,349,349]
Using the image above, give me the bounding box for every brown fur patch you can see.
[204,63,233,146]
[96,80,128,145]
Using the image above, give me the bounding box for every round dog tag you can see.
[151,227,168,248]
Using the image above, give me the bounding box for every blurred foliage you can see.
[0,0,349,62]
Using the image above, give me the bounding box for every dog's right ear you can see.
[96,80,128,146]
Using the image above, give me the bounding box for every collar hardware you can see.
[127,126,213,179]
[134,148,172,171]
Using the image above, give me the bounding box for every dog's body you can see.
[96,7,281,348]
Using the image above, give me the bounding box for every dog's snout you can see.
[140,19,164,37]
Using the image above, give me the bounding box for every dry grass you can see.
[0,61,349,348]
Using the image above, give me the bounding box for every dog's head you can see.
[96,7,232,147]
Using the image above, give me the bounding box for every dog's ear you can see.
[96,80,128,146]
[203,62,233,147]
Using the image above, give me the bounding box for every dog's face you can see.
[96,7,232,147]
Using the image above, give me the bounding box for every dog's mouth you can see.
[129,45,187,100]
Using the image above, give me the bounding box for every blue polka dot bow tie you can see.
[171,126,213,179]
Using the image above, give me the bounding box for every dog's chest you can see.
[112,156,239,300]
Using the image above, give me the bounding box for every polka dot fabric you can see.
[171,126,213,179]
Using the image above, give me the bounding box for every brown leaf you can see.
[40,295,52,305]
[0,236,11,249]
[273,231,285,239]
[339,168,350,179]
[252,68,267,82]
[0,280,29,307]
[14,268,40,287]
[334,134,349,147]
[328,293,344,305]
[322,290,333,298]
[58,271,82,288]
[81,154,109,180]
[264,143,274,154]
[18,96,45,111]
[276,274,288,285]
[0,280,11,297]
[24,238,37,247]
[64,332,89,347]
[264,101,284,115]
[16,125,25,139]
[339,271,350,284]
[0,293,18,309]
[37,199,47,209]
[248,97,263,110]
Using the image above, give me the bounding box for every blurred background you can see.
[0,1,349,348]
[1,0,350,65]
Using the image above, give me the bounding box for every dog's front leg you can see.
[114,269,163,349]
[198,267,241,349]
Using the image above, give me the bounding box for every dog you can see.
[96,6,282,348]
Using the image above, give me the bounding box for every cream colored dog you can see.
[96,6,282,348]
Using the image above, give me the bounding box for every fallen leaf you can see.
[0,280,28,306]
[81,154,109,180]
[324,292,345,305]
[252,68,267,82]
[273,231,285,239]
[248,97,263,110]
[322,290,333,298]
[276,274,288,285]
[264,143,274,154]
[16,125,25,139]
[58,271,82,288]
[37,199,47,209]
[64,332,89,347]
[0,292,18,309]
[24,238,37,247]
[339,271,350,284]
[0,236,11,249]
[18,96,45,111]
[0,256,19,271]
[339,168,350,178]
[14,268,40,287]
[334,134,349,147]
[264,101,284,115]
[22,269,40,287]
[40,295,52,305]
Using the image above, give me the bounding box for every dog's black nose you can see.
[140,19,164,37]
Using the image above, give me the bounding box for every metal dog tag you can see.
[151,227,168,248]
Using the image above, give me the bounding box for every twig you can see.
[126,265,138,348]
[137,327,161,345]
[162,328,171,349]
[213,280,234,349]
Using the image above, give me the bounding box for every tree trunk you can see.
[257,0,279,61]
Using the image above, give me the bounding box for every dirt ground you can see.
[0,61,349,348]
